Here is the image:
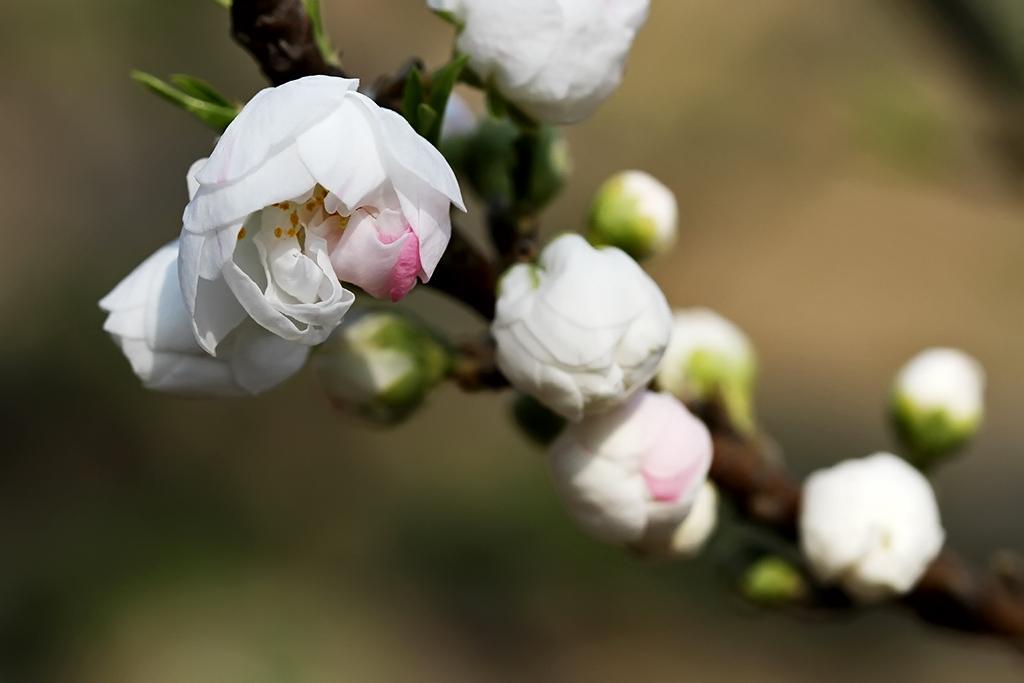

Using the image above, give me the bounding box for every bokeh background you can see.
[2,0,1023,680]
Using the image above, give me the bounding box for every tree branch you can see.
[692,401,1024,650]
[227,0,1023,650]
[427,222,497,320]
[230,0,346,86]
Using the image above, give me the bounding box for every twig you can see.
[427,223,498,320]
[691,401,1024,649]
[231,0,346,86]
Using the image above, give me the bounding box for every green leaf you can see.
[485,87,508,119]
[429,9,463,29]
[424,54,469,144]
[416,103,438,138]
[131,70,238,133]
[302,0,340,67]
[169,74,233,108]
[210,0,230,7]
[401,67,425,130]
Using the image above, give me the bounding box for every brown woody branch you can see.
[228,0,1024,651]
[694,401,1024,649]
[231,0,345,86]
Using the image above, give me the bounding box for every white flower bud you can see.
[549,392,713,551]
[892,348,985,461]
[492,234,672,421]
[587,171,677,260]
[313,310,449,424]
[800,453,945,603]
[428,0,649,124]
[656,308,756,431]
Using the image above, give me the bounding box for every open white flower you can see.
[800,453,945,603]
[180,75,464,354]
[429,0,650,124]
[100,241,309,396]
[549,391,713,550]
[492,234,672,421]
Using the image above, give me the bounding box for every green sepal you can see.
[890,392,979,470]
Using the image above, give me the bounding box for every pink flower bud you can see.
[549,391,713,551]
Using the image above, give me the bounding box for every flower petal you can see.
[195,75,359,187]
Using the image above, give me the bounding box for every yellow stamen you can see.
[237,227,247,240]
[274,227,283,238]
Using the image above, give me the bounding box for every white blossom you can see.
[428,0,649,124]
[180,76,464,354]
[100,241,308,396]
[492,234,672,421]
[800,453,945,603]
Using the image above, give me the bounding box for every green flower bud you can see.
[586,170,677,260]
[656,308,757,433]
[313,310,449,425]
[891,348,985,466]
[452,118,569,213]
[740,557,808,606]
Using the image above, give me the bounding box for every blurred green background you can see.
[2,0,1023,680]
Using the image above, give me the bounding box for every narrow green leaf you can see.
[485,87,508,119]
[424,54,469,143]
[401,66,425,130]
[416,103,438,138]
[169,74,233,108]
[429,9,463,29]
[131,71,238,133]
[210,0,231,8]
[302,0,340,67]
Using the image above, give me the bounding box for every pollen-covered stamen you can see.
[248,188,356,305]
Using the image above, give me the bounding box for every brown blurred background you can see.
[1,0,1023,680]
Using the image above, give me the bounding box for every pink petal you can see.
[329,211,422,301]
